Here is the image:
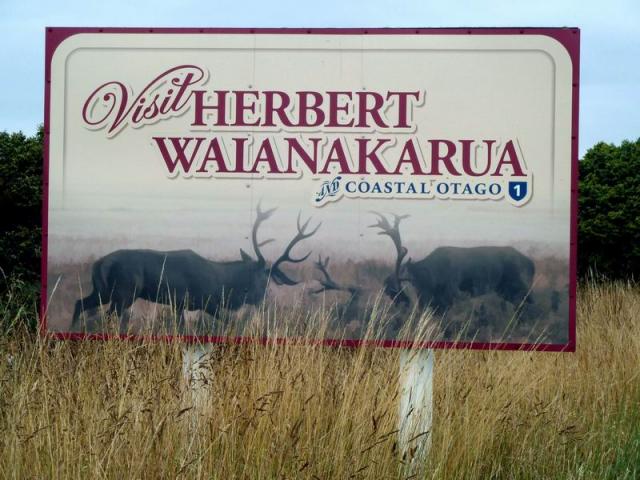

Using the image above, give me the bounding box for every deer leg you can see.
[499,277,530,306]
[200,310,211,334]
[177,309,186,335]
[177,308,196,336]
[192,309,208,335]
[176,298,191,335]
[107,297,134,335]
[119,307,133,335]
[71,292,101,333]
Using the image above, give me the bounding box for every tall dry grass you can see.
[0,282,639,479]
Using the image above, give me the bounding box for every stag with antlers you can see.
[310,255,367,335]
[369,212,412,308]
[370,212,535,313]
[71,204,321,334]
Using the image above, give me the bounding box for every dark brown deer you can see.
[71,204,321,333]
[370,212,535,313]
[310,255,363,321]
[310,255,408,337]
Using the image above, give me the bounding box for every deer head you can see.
[245,202,321,287]
[310,255,360,297]
[369,212,411,307]
[310,255,362,332]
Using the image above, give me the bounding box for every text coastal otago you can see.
[81,65,533,206]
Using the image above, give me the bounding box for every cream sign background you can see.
[49,35,571,246]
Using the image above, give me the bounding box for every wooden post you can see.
[398,348,434,460]
[182,343,213,408]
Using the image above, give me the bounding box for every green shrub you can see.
[0,127,43,285]
[579,139,640,279]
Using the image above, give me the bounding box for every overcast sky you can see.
[1,0,638,157]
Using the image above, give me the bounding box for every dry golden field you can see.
[0,282,639,479]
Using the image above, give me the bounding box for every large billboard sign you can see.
[43,28,579,350]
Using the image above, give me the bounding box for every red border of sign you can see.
[41,27,579,352]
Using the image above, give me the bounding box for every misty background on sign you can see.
[46,193,570,345]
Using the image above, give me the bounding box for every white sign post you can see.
[182,344,435,462]
[182,343,214,408]
[398,349,434,461]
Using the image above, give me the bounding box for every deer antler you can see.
[252,201,277,266]
[310,255,342,293]
[369,212,410,285]
[270,212,322,286]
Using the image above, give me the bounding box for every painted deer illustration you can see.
[71,204,321,333]
[370,212,535,313]
[310,255,363,322]
[309,254,408,337]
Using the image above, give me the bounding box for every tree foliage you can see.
[579,138,640,279]
[0,128,43,286]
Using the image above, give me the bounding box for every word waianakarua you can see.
[81,65,527,179]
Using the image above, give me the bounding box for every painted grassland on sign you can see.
[43,28,579,349]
